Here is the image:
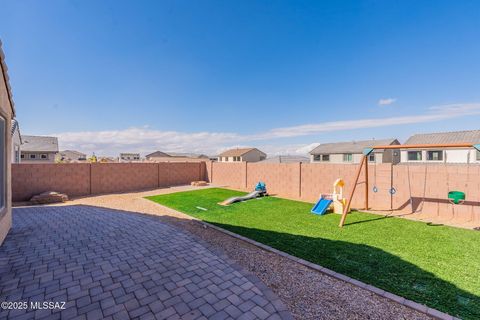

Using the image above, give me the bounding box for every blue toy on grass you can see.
[311,196,333,215]
[255,181,267,193]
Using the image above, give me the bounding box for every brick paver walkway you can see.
[0,205,292,320]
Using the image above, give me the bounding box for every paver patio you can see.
[0,205,292,320]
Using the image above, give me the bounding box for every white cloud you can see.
[378,98,397,106]
[53,103,480,157]
[252,103,480,140]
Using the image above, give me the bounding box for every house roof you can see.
[60,150,86,158]
[310,139,399,155]
[145,151,171,158]
[260,155,309,163]
[21,135,59,152]
[218,148,266,157]
[167,152,209,158]
[0,40,15,116]
[405,130,480,145]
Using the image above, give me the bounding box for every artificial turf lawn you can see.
[146,188,480,319]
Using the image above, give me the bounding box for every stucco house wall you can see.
[0,41,14,245]
[21,152,56,163]
[310,139,400,165]
[310,151,399,164]
[400,149,480,164]
[218,148,266,162]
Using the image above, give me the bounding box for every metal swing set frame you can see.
[339,143,480,227]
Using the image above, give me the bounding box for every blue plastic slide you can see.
[311,197,333,215]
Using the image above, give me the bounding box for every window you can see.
[368,153,375,162]
[321,155,330,162]
[408,151,422,161]
[41,154,47,159]
[427,150,443,161]
[477,150,480,161]
[313,155,321,162]
[343,154,353,162]
[21,154,25,159]
[30,154,36,159]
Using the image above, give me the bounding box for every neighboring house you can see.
[57,150,87,162]
[401,130,480,164]
[11,119,21,163]
[119,153,140,162]
[218,148,267,162]
[145,151,170,160]
[0,39,16,245]
[310,139,401,164]
[145,151,209,162]
[260,155,309,163]
[20,135,59,163]
[168,152,209,159]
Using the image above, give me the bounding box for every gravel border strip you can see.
[194,220,459,320]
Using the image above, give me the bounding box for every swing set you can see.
[339,142,480,227]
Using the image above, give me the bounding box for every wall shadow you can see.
[202,221,478,320]
[394,197,480,213]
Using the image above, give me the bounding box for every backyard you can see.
[147,188,480,320]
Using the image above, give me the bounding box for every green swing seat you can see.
[448,191,465,204]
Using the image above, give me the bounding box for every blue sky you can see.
[1,0,480,156]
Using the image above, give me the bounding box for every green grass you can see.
[146,188,480,319]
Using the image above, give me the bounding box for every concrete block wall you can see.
[91,163,158,195]
[12,162,207,201]
[12,163,91,201]
[247,163,301,198]
[207,161,480,224]
[158,162,206,187]
[208,162,247,190]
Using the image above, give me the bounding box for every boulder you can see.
[30,191,69,205]
[190,181,208,187]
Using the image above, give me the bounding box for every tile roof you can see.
[310,139,399,154]
[59,150,87,159]
[145,151,171,158]
[218,148,266,157]
[21,135,59,152]
[405,130,480,145]
[167,152,209,158]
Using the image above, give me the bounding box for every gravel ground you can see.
[28,185,432,320]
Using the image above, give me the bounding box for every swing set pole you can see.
[339,154,367,227]
[365,155,369,210]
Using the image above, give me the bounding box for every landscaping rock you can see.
[190,181,208,187]
[30,191,69,204]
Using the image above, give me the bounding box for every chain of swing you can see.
[370,150,471,209]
